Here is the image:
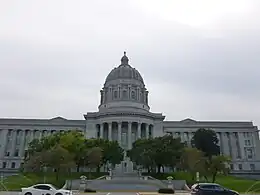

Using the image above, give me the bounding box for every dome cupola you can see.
[105,52,144,84]
[99,52,149,113]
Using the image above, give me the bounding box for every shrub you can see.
[158,188,175,194]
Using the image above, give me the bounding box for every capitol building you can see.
[0,52,259,173]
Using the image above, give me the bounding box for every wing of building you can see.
[0,52,259,174]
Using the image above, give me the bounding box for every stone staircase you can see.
[84,169,168,192]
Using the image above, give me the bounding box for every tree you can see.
[152,136,184,173]
[128,139,155,172]
[191,128,220,159]
[59,131,87,172]
[180,147,204,180]
[87,147,103,170]
[128,135,184,173]
[86,138,124,170]
[102,141,124,167]
[24,150,50,172]
[208,155,231,182]
[27,130,87,172]
[46,145,75,180]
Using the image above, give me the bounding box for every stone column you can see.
[19,130,26,157]
[238,132,245,159]
[128,122,132,149]
[118,122,122,146]
[146,124,149,139]
[150,125,154,138]
[0,129,8,158]
[95,125,99,138]
[11,130,17,157]
[137,123,141,139]
[108,123,112,141]
[100,123,104,139]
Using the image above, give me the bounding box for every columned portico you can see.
[95,121,154,149]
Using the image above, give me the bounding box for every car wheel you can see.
[55,193,63,195]
[25,192,32,195]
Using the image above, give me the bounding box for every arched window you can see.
[131,91,136,100]
[114,91,118,99]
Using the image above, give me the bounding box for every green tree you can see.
[191,128,220,159]
[46,145,75,180]
[24,150,50,172]
[87,147,103,171]
[103,141,124,167]
[59,131,87,172]
[180,147,204,180]
[128,139,155,172]
[129,135,184,173]
[152,136,184,173]
[86,138,124,170]
[27,130,87,172]
[208,155,231,182]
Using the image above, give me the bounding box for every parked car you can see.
[190,183,239,195]
[21,184,72,195]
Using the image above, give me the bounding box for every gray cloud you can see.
[0,0,259,127]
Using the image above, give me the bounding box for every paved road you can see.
[0,192,187,195]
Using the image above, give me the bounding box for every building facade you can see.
[0,53,259,173]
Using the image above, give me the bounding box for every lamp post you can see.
[196,172,200,182]
[167,176,174,189]
[43,166,47,184]
[80,175,87,191]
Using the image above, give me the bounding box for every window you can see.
[5,152,10,156]
[33,185,51,190]
[200,184,216,190]
[244,132,250,137]
[2,162,6,169]
[14,149,19,157]
[11,162,15,168]
[247,148,253,159]
[245,140,251,146]
[238,164,243,170]
[113,91,118,99]
[214,185,225,191]
[97,130,100,138]
[131,91,136,99]
[230,164,233,170]
[250,164,255,171]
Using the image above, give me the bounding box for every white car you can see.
[21,184,72,195]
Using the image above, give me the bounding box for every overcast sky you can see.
[0,0,260,127]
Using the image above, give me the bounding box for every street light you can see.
[43,166,47,184]
[80,175,87,191]
[167,176,174,189]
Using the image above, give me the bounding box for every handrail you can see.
[141,175,167,187]
[95,175,108,180]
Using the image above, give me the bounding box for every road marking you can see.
[106,193,111,195]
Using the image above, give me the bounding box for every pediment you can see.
[180,118,197,124]
[50,116,67,121]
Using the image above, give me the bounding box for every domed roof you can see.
[105,52,144,84]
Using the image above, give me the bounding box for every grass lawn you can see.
[143,172,260,193]
[0,172,107,191]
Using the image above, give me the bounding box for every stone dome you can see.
[105,52,144,84]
